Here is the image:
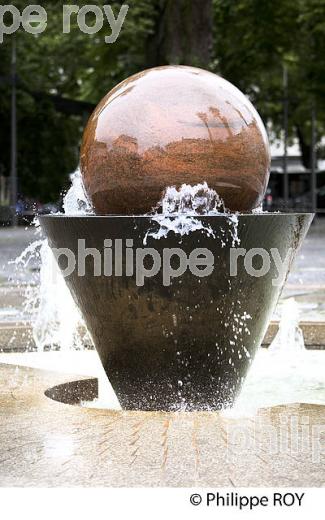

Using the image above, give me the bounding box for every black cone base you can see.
[40,213,313,411]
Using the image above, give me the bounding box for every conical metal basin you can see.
[40,213,313,411]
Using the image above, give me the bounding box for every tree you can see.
[146,0,213,67]
[212,0,325,167]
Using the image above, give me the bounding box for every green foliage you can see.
[0,1,157,202]
[213,0,325,163]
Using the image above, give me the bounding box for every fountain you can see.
[39,66,313,411]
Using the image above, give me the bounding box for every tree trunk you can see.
[147,0,213,68]
[296,125,312,170]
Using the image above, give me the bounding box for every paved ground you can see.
[0,361,324,486]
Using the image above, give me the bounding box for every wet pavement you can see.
[0,361,324,486]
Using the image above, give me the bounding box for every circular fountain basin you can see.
[40,213,313,411]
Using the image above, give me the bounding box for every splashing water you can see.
[252,203,264,214]
[63,169,93,216]
[269,298,305,351]
[13,171,93,351]
[30,239,88,350]
[7,168,322,414]
[224,297,325,417]
[156,182,226,214]
[144,182,240,246]
[17,178,238,352]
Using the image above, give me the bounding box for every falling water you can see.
[144,182,240,247]
[227,297,325,416]
[15,177,242,352]
[8,176,325,411]
[12,174,246,408]
[11,175,250,410]
[15,175,317,412]
[63,169,93,216]
[13,170,93,351]
[269,298,305,351]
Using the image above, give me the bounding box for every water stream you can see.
[230,298,325,415]
[6,171,325,410]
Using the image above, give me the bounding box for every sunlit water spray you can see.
[12,170,92,352]
[9,172,324,411]
[269,298,305,351]
[63,169,93,216]
[144,182,240,247]
[225,298,325,417]
[10,174,249,409]
[17,174,242,352]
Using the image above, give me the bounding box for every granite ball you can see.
[80,66,270,214]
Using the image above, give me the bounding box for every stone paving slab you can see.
[0,362,324,487]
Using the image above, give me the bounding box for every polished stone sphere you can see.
[80,66,270,214]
